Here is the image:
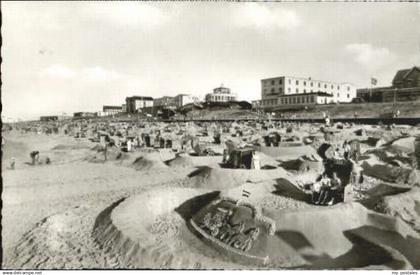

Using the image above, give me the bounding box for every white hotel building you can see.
[260,76,357,109]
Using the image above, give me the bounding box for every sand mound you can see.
[389,137,415,154]
[131,152,168,171]
[367,149,412,168]
[256,152,280,169]
[264,202,420,269]
[377,188,420,233]
[185,166,288,189]
[279,156,323,173]
[365,182,412,198]
[256,145,316,162]
[87,147,126,163]
[165,154,195,168]
[52,144,91,150]
[361,162,418,185]
[2,139,29,159]
[92,188,220,268]
[11,205,98,269]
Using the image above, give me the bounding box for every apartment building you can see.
[260,76,356,109]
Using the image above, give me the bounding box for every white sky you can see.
[2,2,420,120]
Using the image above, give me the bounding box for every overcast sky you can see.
[2,2,420,120]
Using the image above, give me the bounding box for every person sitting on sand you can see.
[327,172,343,205]
[343,140,351,160]
[312,175,327,204]
[314,174,332,205]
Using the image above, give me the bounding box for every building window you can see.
[279,88,283,93]
[288,79,291,84]
[296,80,299,85]
[310,82,313,87]
[347,86,350,91]
[331,85,334,89]
[279,79,282,85]
[324,84,327,89]
[303,89,306,94]
[347,94,350,98]
[304,81,306,86]
[297,97,300,104]
[288,88,291,93]
[271,80,275,85]
[318,83,321,88]
[302,97,305,103]
[271,88,275,93]
[296,88,299,93]
[338,86,340,90]
[310,90,313,93]
[311,96,314,103]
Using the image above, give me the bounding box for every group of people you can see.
[327,139,359,163]
[312,172,343,205]
[310,138,362,206]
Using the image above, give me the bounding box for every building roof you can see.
[213,85,230,93]
[279,92,333,98]
[357,86,393,93]
[392,66,420,84]
[126,96,154,100]
[103,105,122,109]
[261,76,354,86]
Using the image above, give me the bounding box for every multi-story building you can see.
[278,92,333,107]
[153,96,175,107]
[125,96,154,113]
[260,76,356,109]
[173,94,199,107]
[205,85,237,103]
[357,66,420,103]
[102,105,123,116]
[393,66,420,88]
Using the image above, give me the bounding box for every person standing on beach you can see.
[325,115,331,127]
[30,151,39,165]
[10,157,15,170]
[104,143,108,161]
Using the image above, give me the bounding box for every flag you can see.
[371,77,378,86]
[242,190,251,198]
